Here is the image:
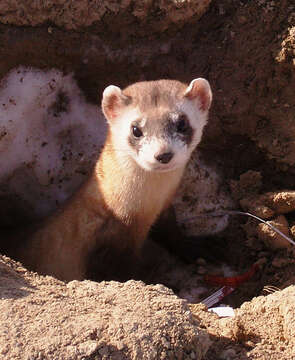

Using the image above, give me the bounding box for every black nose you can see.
[155,152,174,164]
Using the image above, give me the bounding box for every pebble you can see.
[257,215,291,250]
[290,225,295,237]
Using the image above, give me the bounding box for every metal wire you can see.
[185,210,295,246]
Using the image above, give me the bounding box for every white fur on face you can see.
[137,136,187,172]
[110,107,140,153]
[176,98,209,151]
[110,99,209,173]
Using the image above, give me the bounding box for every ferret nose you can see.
[155,152,174,164]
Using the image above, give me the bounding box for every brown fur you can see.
[17,131,183,281]
[123,80,187,112]
[14,78,211,281]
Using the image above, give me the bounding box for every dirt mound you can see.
[1,254,295,359]
[0,255,210,360]
[191,285,295,360]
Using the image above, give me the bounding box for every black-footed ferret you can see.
[17,78,212,281]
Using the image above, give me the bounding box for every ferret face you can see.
[102,79,212,172]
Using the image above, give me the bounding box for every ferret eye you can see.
[176,115,188,133]
[132,126,143,138]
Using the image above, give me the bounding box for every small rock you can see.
[266,191,295,214]
[290,225,295,238]
[230,170,262,201]
[253,205,275,219]
[257,215,292,250]
[240,198,274,219]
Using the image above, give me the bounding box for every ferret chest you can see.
[118,169,181,223]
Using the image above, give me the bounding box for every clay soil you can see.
[0,0,295,359]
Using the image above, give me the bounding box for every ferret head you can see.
[101,79,212,172]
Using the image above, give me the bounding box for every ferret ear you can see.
[184,78,212,112]
[102,85,131,123]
